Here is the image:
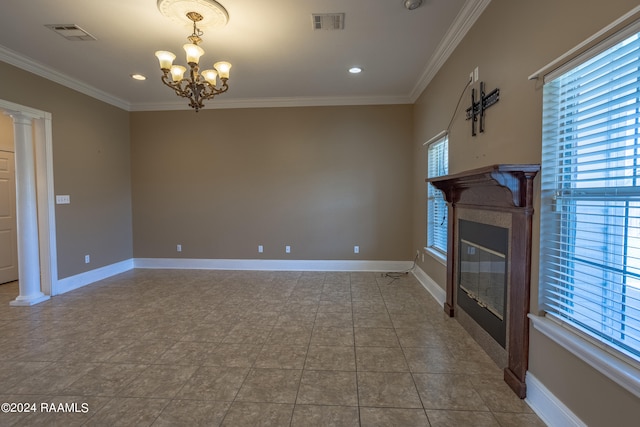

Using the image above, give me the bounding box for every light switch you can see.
[56,195,70,204]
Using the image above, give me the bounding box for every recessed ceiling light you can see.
[131,74,147,81]
[349,67,362,74]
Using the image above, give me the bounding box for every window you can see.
[540,27,640,360]
[427,135,448,255]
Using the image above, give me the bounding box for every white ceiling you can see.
[0,0,488,111]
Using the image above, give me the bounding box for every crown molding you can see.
[0,45,131,111]
[409,0,492,102]
[130,94,412,111]
[1,0,489,112]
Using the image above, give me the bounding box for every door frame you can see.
[0,150,18,284]
[0,99,57,296]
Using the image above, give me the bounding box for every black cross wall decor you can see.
[465,81,500,136]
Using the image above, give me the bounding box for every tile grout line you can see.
[219,276,287,426]
[350,274,362,427]
[288,272,320,426]
[378,274,431,420]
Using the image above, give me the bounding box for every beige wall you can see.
[131,105,413,260]
[0,61,133,279]
[412,0,639,424]
[1,0,638,421]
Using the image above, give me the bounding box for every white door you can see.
[0,150,18,284]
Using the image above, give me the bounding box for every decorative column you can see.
[8,112,49,306]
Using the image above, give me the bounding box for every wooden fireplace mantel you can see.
[426,164,540,208]
[426,164,540,398]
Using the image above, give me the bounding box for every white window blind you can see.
[427,136,448,254]
[540,28,640,360]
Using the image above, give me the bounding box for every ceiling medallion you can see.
[157,0,229,28]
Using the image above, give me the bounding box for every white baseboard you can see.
[55,259,134,295]
[51,258,413,295]
[412,265,446,307]
[133,258,413,272]
[525,372,587,427]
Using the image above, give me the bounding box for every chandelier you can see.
[155,11,231,112]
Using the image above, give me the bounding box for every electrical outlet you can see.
[177,244,182,252]
[354,245,359,254]
[84,254,90,264]
[285,245,291,253]
[474,66,479,82]
[258,245,264,253]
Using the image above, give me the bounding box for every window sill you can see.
[424,247,447,266]
[528,313,640,399]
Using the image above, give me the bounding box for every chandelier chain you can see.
[188,13,204,45]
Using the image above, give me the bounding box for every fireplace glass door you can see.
[459,239,506,320]
[457,219,509,347]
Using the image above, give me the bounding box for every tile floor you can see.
[0,270,545,426]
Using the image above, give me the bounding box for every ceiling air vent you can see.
[312,13,345,30]
[45,24,96,41]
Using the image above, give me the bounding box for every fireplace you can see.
[458,219,508,348]
[427,164,539,398]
